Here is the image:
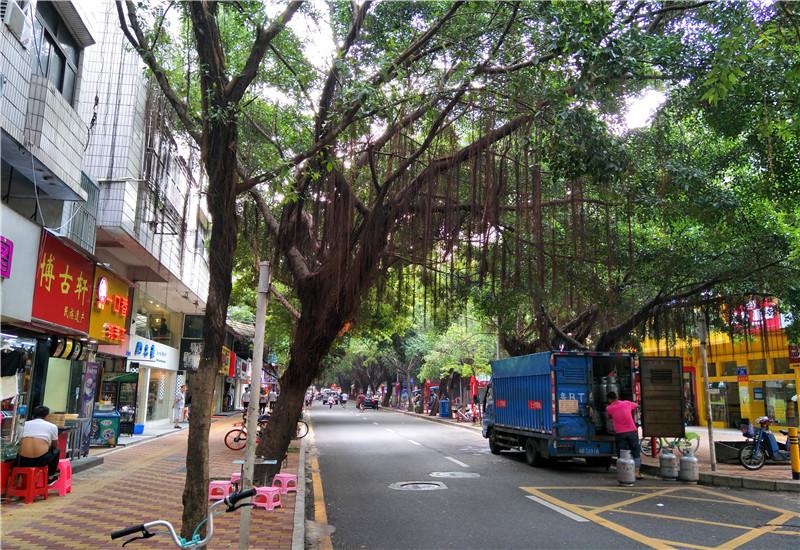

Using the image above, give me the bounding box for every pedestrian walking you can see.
[268,387,278,411]
[173,384,187,428]
[259,388,268,415]
[357,392,366,412]
[241,386,251,416]
[606,391,643,479]
[183,389,192,421]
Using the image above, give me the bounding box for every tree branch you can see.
[271,286,301,320]
[226,1,304,103]
[116,1,201,143]
[249,190,313,281]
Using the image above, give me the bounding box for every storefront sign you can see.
[49,337,90,360]
[127,334,178,370]
[1,236,13,278]
[736,367,748,382]
[88,267,132,344]
[220,346,232,375]
[32,232,94,333]
[0,205,41,322]
[753,387,764,400]
[789,345,800,365]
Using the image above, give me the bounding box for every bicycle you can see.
[224,418,309,451]
[639,432,700,457]
[110,488,255,548]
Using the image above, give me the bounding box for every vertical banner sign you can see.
[32,232,94,333]
[80,362,100,456]
[0,236,13,278]
[789,345,800,365]
[737,367,749,383]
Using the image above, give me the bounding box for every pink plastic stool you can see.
[49,459,72,497]
[208,480,231,501]
[230,472,242,485]
[252,486,282,511]
[7,467,48,504]
[271,473,297,494]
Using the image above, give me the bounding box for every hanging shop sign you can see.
[88,267,132,344]
[789,345,800,365]
[219,346,232,375]
[127,334,178,370]
[32,231,94,333]
[736,367,749,383]
[0,204,42,322]
[49,336,91,360]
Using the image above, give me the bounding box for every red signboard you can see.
[32,232,94,333]
[528,400,543,410]
[789,345,800,365]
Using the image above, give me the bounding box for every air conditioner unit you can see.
[2,0,32,49]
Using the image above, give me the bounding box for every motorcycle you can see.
[739,417,791,470]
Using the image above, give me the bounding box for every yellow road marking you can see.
[772,530,800,536]
[522,487,674,550]
[309,428,333,550]
[691,486,800,517]
[648,539,714,550]
[590,487,679,514]
[602,508,749,530]
[715,512,795,549]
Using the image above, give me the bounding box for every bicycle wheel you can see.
[739,444,765,470]
[224,428,247,451]
[675,433,700,456]
[294,420,309,439]
[640,437,661,457]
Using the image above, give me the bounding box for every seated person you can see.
[17,405,60,485]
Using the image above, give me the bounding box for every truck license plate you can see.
[577,445,599,456]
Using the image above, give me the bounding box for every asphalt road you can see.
[308,404,800,550]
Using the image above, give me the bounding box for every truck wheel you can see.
[524,439,540,467]
[489,432,502,455]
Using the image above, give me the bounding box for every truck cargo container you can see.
[481,351,684,466]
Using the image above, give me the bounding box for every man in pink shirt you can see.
[606,391,642,479]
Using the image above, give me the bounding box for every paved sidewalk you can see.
[1,416,302,549]
[384,407,800,492]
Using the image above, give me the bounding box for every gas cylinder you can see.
[606,374,620,399]
[617,449,636,485]
[678,449,699,483]
[659,447,679,480]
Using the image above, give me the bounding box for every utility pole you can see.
[239,262,271,549]
[697,315,717,471]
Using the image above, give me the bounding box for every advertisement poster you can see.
[79,362,100,456]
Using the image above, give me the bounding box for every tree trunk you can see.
[182,121,239,537]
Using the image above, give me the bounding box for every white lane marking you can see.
[408,439,422,446]
[385,428,395,433]
[525,495,588,522]
[444,456,469,468]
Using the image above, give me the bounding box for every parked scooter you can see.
[739,416,791,470]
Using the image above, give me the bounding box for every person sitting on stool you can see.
[17,405,61,485]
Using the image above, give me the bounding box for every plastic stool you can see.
[49,459,73,497]
[252,486,282,511]
[271,473,297,494]
[230,472,241,484]
[7,467,49,504]
[208,480,231,501]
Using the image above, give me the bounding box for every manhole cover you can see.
[429,472,480,479]
[388,481,448,491]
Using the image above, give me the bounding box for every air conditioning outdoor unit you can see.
[2,0,32,48]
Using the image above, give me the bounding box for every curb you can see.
[386,408,799,493]
[291,431,307,550]
[71,455,104,473]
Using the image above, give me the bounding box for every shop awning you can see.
[106,372,139,383]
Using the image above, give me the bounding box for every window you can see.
[30,1,80,105]
[722,361,738,376]
[764,380,798,425]
[746,359,767,375]
[195,220,209,261]
[773,357,791,375]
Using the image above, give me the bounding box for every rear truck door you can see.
[553,354,593,444]
[639,356,685,438]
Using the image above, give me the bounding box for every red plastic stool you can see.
[49,459,72,496]
[271,473,297,494]
[252,486,282,511]
[7,467,49,504]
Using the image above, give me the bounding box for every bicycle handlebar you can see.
[226,488,256,507]
[111,524,146,540]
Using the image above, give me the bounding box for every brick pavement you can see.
[1,416,299,549]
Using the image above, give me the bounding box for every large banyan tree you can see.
[118,0,798,534]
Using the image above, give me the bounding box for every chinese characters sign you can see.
[1,236,13,278]
[88,267,132,344]
[32,232,94,333]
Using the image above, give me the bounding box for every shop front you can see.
[127,334,180,432]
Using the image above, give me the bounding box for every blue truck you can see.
[482,351,684,466]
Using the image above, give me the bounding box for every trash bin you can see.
[439,398,450,418]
